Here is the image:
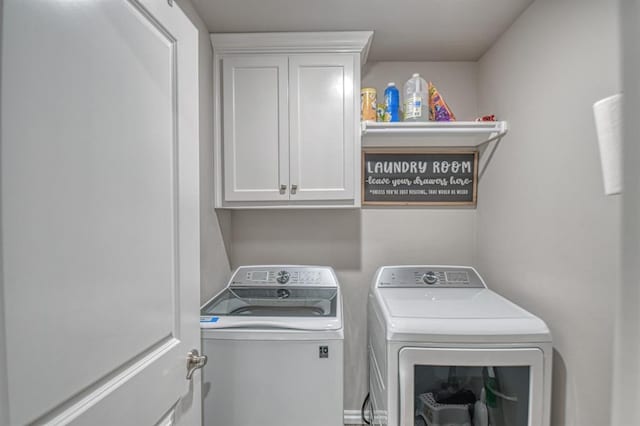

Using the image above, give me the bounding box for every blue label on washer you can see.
[200,316,219,323]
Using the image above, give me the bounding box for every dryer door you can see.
[398,347,546,426]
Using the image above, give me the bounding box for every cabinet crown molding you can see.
[211,31,374,64]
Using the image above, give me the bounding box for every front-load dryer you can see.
[367,266,552,426]
[200,265,344,426]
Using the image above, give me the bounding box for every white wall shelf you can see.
[361,121,508,178]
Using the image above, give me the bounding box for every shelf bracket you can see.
[477,122,508,180]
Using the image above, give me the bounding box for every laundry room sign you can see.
[362,149,478,206]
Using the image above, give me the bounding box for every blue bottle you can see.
[384,82,400,122]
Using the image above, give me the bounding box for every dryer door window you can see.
[398,348,545,426]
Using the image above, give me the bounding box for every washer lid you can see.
[200,287,342,330]
[200,265,343,331]
[201,287,338,318]
[379,288,532,319]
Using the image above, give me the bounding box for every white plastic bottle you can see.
[403,73,428,122]
[474,388,490,426]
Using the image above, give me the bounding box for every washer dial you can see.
[276,270,290,284]
[422,271,438,285]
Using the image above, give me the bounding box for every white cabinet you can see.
[212,32,373,208]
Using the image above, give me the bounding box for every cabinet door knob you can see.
[280,184,287,193]
[291,184,298,194]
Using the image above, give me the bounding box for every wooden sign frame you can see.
[361,148,479,207]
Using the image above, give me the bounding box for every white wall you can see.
[230,60,479,412]
[0,1,9,422]
[0,271,6,426]
[612,0,640,423]
[476,1,621,425]
[176,0,231,302]
[0,256,7,426]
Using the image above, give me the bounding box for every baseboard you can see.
[345,409,387,425]
[344,409,365,425]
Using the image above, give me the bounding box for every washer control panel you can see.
[377,266,485,288]
[230,266,339,287]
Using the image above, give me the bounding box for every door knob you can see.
[291,184,298,194]
[186,349,207,380]
[280,184,287,193]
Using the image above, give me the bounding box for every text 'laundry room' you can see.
[0,1,636,426]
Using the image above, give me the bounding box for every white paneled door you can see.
[1,0,202,425]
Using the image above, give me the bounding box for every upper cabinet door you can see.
[222,55,289,201]
[288,55,355,201]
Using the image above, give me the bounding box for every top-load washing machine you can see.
[368,266,552,426]
[200,265,343,426]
